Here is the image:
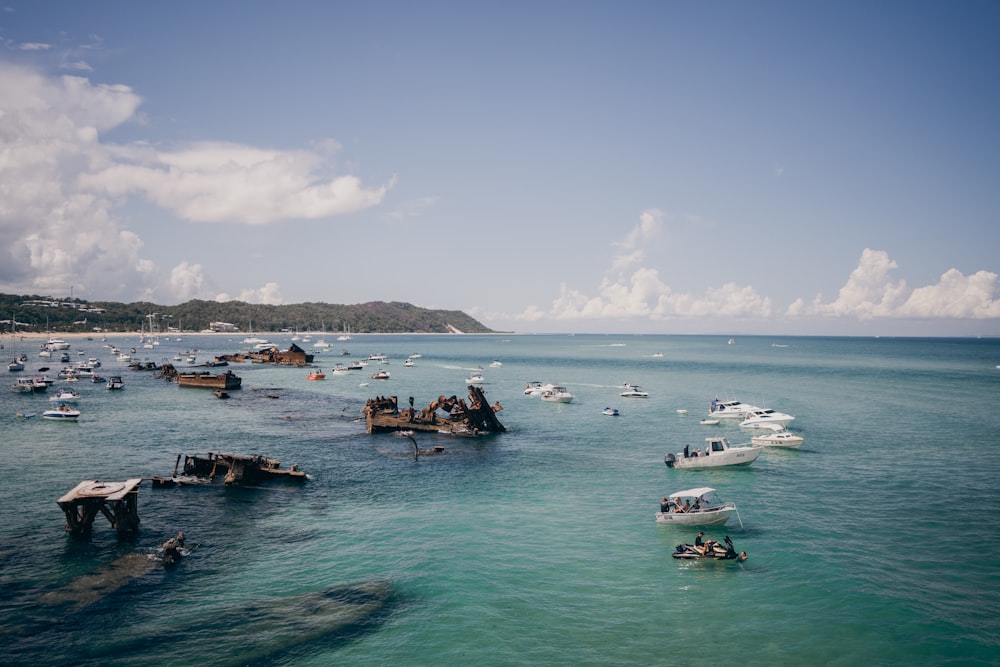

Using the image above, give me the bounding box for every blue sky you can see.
[1,1,999,335]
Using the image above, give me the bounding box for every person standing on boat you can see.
[660,497,672,513]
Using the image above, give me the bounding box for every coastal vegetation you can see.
[0,293,495,335]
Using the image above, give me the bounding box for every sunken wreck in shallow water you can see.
[153,452,307,486]
[363,385,506,435]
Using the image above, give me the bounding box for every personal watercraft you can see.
[672,535,747,561]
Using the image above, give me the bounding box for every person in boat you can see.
[660,497,671,513]
[682,499,691,513]
[683,444,690,458]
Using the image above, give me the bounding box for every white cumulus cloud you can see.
[0,62,390,304]
[797,249,1000,320]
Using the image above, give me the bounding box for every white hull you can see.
[668,450,761,468]
[43,409,79,421]
[751,432,803,448]
[665,436,762,468]
[655,506,734,526]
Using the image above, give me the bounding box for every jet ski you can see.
[672,535,747,561]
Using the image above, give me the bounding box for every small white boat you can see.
[403,359,415,367]
[751,426,804,448]
[489,360,503,367]
[655,487,741,527]
[652,352,664,358]
[664,436,763,469]
[621,385,649,398]
[370,369,390,380]
[313,339,332,350]
[541,386,574,403]
[332,365,351,375]
[42,405,80,421]
[700,418,720,426]
[676,409,688,415]
[466,373,485,384]
[739,408,795,429]
[106,376,125,390]
[602,407,620,416]
[49,389,80,403]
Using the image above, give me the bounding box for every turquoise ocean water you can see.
[2,333,998,666]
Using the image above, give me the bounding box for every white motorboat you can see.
[664,436,763,469]
[490,360,503,367]
[49,389,80,403]
[655,487,741,527]
[602,407,620,416]
[370,369,390,380]
[620,385,649,398]
[541,386,574,403]
[403,359,415,367]
[751,426,804,448]
[42,405,80,421]
[46,338,70,350]
[700,418,720,426]
[332,364,351,375]
[524,381,554,396]
[106,376,125,390]
[466,373,485,384]
[313,339,332,350]
[739,408,795,429]
[708,397,760,419]
[11,377,36,393]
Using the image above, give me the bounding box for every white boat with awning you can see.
[655,487,741,527]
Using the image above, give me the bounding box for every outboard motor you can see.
[664,453,676,468]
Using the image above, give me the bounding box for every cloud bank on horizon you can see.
[1,3,998,336]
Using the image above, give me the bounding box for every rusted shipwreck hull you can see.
[176,370,243,390]
[363,385,506,435]
[155,453,307,485]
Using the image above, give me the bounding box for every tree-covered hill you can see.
[0,294,497,334]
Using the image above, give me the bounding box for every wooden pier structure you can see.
[363,385,506,436]
[56,479,143,538]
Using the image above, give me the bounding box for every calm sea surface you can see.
[2,334,998,666]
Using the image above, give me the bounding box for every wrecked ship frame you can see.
[363,385,506,436]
